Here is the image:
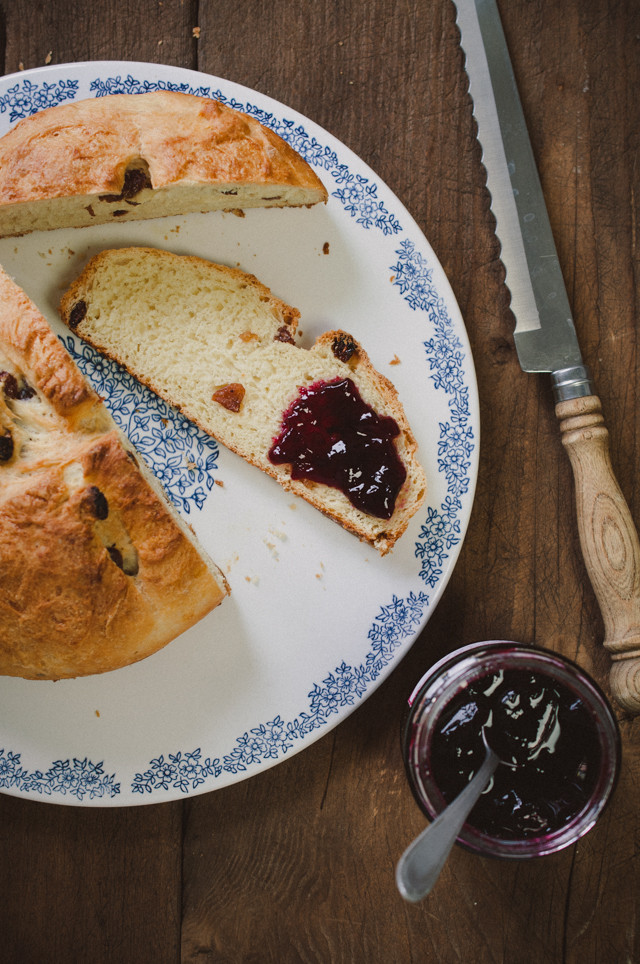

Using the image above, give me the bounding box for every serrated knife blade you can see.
[454,0,640,711]
[455,0,591,399]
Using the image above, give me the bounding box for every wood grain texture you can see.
[0,0,638,961]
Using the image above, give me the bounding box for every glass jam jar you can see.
[402,641,621,859]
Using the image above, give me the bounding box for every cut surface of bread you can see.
[0,264,229,680]
[60,247,427,555]
[0,91,328,237]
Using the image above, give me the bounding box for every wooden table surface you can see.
[1,1,638,961]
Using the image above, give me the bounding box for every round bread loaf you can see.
[0,91,328,237]
[0,266,229,680]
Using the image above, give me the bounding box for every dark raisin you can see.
[86,485,109,519]
[220,189,238,196]
[107,544,139,576]
[112,210,128,217]
[68,301,87,329]
[212,382,245,412]
[274,325,295,345]
[0,430,13,462]
[121,167,151,198]
[0,371,19,398]
[1,371,36,399]
[332,334,357,363]
[107,545,124,569]
[99,168,152,202]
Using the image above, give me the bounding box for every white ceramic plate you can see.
[0,62,479,806]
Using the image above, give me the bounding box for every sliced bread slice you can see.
[0,91,327,237]
[60,247,427,555]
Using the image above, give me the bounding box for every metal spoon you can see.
[395,742,500,902]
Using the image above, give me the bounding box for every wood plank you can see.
[0,793,183,962]
[1,0,197,73]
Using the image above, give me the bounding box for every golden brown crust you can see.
[0,90,328,206]
[0,437,228,679]
[0,265,228,680]
[0,451,155,680]
[0,269,98,421]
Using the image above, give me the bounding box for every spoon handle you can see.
[396,749,499,902]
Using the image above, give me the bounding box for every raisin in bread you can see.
[0,91,327,238]
[60,247,427,555]
[0,264,229,680]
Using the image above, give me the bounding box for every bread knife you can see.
[454,0,640,711]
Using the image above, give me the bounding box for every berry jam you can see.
[403,643,620,858]
[268,377,406,519]
[428,669,602,839]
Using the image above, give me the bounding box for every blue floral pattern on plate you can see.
[62,338,220,515]
[390,239,474,587]
[0,78,79,122]
[0,749,119,801]
[132,590,428,793]
[0,68,476,802]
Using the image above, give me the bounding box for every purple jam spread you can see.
[428,669,601,839]
[268,377,407,519]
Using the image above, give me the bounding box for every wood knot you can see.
[489,336,514,365]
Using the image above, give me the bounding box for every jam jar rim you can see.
[402,640,621,859]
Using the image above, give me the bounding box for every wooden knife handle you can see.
[556,394,640,711]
